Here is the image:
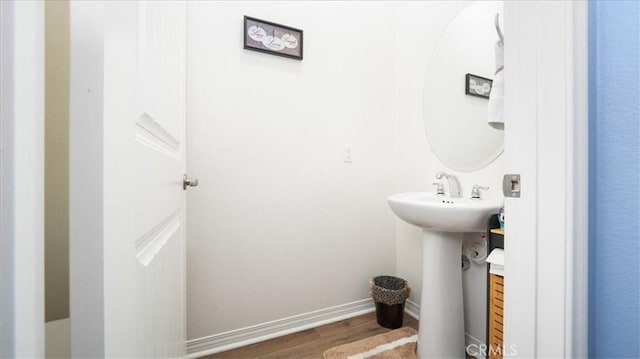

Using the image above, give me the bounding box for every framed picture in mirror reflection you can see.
[465,73,493,99]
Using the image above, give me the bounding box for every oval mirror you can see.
[423,1,504,172]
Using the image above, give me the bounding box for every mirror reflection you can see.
[423,1,504,172]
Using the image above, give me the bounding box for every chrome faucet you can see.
[470,185,489,199]
[432,182,445,195]
[435,171,462,198]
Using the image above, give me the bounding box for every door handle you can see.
[183,174,199,190]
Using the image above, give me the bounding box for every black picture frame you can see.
[243,16,303,60]
[465,73,493,99]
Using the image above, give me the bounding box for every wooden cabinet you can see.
[488,274,504,359]
[486,214,504,359]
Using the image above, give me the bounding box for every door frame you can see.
[68,1,108,356]
[504,1,588,357]
[0,0,45,357]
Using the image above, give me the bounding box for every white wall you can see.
[187,1,397,340]
[187,0,504,347]
[393,1,505,346]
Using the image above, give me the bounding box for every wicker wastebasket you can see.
[370,275,411,329]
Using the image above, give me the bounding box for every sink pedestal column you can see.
[418,230,465,359]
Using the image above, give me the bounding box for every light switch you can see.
[343,144,353,163]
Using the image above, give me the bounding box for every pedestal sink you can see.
[387,192,501,358]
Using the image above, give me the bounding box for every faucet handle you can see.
[471,185,489,199]
[432,182,445,195]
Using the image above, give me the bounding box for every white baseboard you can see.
[465,332,486,359]
[186,299,375,358]
[404,299,420,320]
[403,299,486,359]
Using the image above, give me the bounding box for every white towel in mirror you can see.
[488,41,504,130]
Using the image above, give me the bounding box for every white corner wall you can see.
[187,0,505,350]
[187,1,397,340]
[393,1,505,347]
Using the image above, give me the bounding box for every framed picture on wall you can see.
[243,16,303,60]
[465,73,493,99]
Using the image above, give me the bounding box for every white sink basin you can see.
[387,191,501,358]
[387,192,501,232]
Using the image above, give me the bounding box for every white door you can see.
[503,1,588,358]
[70,1,188,357]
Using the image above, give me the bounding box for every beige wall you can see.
[45,0,69,322]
